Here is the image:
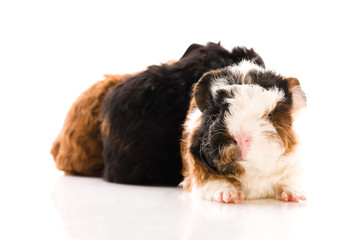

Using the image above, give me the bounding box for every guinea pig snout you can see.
[235,133,252,160]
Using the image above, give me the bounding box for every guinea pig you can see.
[180,60,306,203]
[51,73,133,176]
[50,60,178,177]
[101,42,265,185]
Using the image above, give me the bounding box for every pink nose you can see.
[235,133,252,160]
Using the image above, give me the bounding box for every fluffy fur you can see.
[101,42,265,185]
[51,74,133,176]
[181,60,307,203]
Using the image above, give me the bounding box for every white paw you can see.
[215,191,244,204]
[277,188,306,202]
[192,180,243,204]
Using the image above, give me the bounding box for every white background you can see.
[1,0,361,239]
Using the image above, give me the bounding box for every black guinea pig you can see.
[101,42,264,185]
[180,60,307,203]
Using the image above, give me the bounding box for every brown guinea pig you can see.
[180,60,306,203]
[50,59,177,177]
[50,73,133,176]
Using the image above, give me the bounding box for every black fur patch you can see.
[253,71,293,106]
[101,42,265,185]
[190,86,237,173]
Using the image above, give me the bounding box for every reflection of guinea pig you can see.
[181,60,306,203]
[101,42,265,185]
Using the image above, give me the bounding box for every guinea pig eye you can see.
[268,112,273,121]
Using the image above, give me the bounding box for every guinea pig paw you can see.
[215,191,244,204]
[278,190,306,203]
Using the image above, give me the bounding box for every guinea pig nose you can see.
[235,133,252,145]
[235,133,252,160]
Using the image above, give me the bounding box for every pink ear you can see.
[284,77,307,117]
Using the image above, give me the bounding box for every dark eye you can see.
[268,112,273,120]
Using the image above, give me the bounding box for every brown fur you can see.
[50,74,133,176]
[271,101,297,155]
[193,70,222,111]
[285,77,301,90]
[272,76,304,155]
[217,144,241,174]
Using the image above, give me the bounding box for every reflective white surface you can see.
[2,171,361,240]
[1,0,361,239]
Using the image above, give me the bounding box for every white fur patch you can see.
[227,60,265,82]
[210,77,229,94]
[211,60,265,95]
[225,85,285,137]
[241,151,304,200]
[184,108,201,134]
[223,84,286,172]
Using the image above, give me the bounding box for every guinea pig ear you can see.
[180,43,203,59]
[284,77,307,117]
[194,70,220,112]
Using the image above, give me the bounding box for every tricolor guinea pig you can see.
[180,60,306,203]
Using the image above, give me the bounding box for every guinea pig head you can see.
[192,61,306,174]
